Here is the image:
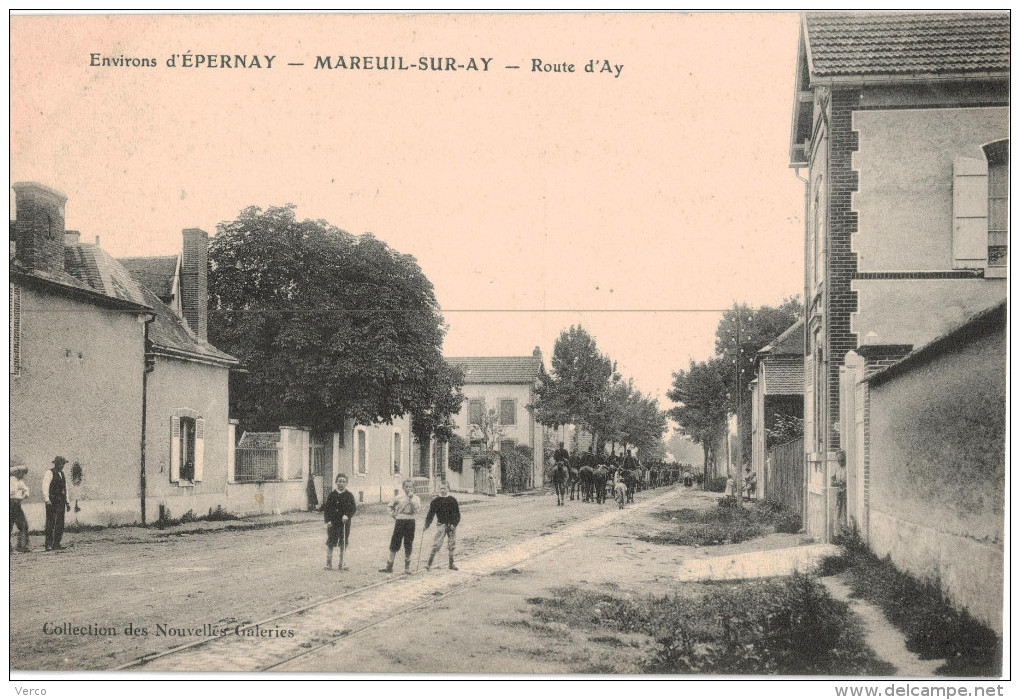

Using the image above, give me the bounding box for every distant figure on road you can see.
[613,475,627,509]
[553,442,570,466]
[725,475,736,499]
[43,456,70,551]
[380,479,421,574]
[743,466,757,501]
[323,474,356,570]
[683,470,694,488]
[10,463,31,553]
[424,482,461,571]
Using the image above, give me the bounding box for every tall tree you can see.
[715,297,803,459]
[533,325,617,447]
[667,358,730,475]
[208,204,463,435]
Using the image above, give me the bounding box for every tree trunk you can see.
[702,443,710,489]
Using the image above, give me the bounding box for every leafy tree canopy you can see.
[667,357,730,466]
[534,325,617,436]
[208,204,463,436]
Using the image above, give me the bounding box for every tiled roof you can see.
[139,284,237,365]
[64,243,150,307]
[118,255,178,303]
[760,319,805,356]
[67,243,235,365]
[763,356,804,396]
[446,356,543,385]
[804,12,1010,80]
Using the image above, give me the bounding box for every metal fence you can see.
[411,477,431,496]
[235,447,279,482]
[765,437,804,514]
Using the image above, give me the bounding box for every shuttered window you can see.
[355,427,368,475]
[499,399,517,425]
[10,285,21,376]
[952,156,990,268]
[170,413,204,484]
[468,398,485,425]
[392,430,403,474]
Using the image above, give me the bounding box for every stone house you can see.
[787,12,1008,541]
[10,182,238,526]
[446,350,545,492]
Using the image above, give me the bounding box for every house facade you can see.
[749,319,804,510]
[788,12,1008,540]
[446,350,545,492]
[10,182,239,526]
[304,416,447,507]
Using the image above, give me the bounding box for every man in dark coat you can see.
[424,482,461,571]
[553,442,570,466]
[43,456,70,551]
[323,474,357,570]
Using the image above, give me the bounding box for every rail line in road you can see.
[114,487,682,672]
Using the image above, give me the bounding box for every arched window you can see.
[984,140,1008,267]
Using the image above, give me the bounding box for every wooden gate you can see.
[765,437,803,514]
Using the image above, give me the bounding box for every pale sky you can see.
[10,12,805,404]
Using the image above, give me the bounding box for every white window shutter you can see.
[194,418,205,482]
[953,156,989,268]
[10,285,21,376]
[170,415,181,483]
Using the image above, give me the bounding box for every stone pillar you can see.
[227,419,238,482]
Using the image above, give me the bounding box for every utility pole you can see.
[723,304,754,486]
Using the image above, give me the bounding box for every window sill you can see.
[228,478,302,485]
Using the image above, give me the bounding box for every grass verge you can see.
[641,497,802,546]
[526,574,893,675]
[823,531,1001,677]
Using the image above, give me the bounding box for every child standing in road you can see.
[613,475,627,509]
[323,474,356,570]
[380,479,421,575]
[424,482,461,571]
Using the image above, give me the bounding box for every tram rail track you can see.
[112,487,680,672]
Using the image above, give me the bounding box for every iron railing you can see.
[234,447,279,482]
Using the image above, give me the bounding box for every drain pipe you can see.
[794,166,810,534]
[139,312,156,525]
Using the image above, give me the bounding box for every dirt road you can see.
[12,484,712,672]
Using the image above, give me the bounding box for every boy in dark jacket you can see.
[323,474,357,570]
[424,481,461,571]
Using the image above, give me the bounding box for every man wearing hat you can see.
[42,456,71,551]
[9,462,31,553]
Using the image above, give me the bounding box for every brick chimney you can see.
[180,228,209,340]
[11,182,67,273]
[64,230,81,245]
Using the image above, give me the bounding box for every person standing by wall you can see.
[42,456,70,551]
[323,474,356,570]
[424,482,461,571]
[10,463,31,553]
[380,479,421,574]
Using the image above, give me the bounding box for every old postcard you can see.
[8,10,1007,687]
